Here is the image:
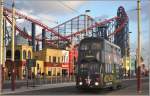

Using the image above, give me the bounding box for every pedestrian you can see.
[8,71,11,80]
[32,72,35,79]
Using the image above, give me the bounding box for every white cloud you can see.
[14,0,86,15]
[5,0,86,33]
[36,14,58,27]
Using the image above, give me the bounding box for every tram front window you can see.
[79,41,101,51]
[78,62,101,76]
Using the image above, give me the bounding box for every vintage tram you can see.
[76,37,123,89]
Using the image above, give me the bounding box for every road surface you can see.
[5,77,149,95]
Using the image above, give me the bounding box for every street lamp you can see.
[11,0,16,91]
[137,0,142,94]
[0,0,4,93]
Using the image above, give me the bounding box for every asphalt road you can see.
[6,78,149,95]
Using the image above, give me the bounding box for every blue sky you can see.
[5,0,150,66]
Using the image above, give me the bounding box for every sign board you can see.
[27,59,36,68]
[62,64,68,68]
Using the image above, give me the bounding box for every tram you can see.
[76,37,123,89]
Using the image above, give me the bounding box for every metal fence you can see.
[26,75,76,87]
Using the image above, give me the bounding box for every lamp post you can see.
[0,0,4,93]
[137,0,142,93]
[11,0,16,91]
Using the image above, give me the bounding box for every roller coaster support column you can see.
[0,0,4,93]
[11,0,16,91]
[137,0,142,94]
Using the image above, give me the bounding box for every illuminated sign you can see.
[62,64,68,68]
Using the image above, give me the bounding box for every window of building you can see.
[58,57,60,63]
[28,51,31,59]
[62,56,63,62]
[15,50,20,60]
[23,50,26,59]
[49,56,51,62]
[37,64,39,70]
[64,56,65,63]
[53,56,56,63]
[48,71,51,76]
[6,50,11,58]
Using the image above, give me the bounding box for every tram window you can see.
[108,64,110,73]
[107,64,108,73]
[107,44,111,52]
[80,43,89,50]
[105,64,113,73]
[110,64,112,73]
[105,64,108,73]
[109,64,110,73]
[91,43,101,50]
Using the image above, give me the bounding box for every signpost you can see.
[137,0,142,94]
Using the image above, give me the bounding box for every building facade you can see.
[34,48,70,77]
[5,44,33,80]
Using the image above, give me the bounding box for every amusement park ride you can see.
[3,6,129,55]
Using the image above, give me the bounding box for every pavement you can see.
[1,82,75,95]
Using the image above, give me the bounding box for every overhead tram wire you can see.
[57,1,80,14]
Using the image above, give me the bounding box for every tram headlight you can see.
[79,82,83,85]
[95,82,99,86]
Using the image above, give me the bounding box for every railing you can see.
[26,75,76,87]
[3,75,76,90]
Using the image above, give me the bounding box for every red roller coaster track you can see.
[4,7,69,41]
[3,6,128,47]
[5,14,57,47]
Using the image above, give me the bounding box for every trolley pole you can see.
[85,10,90,37]
[0,0,4,93]
[137,0,142,94]
[11,0,16,91]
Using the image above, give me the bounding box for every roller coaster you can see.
[3,6,129,57]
